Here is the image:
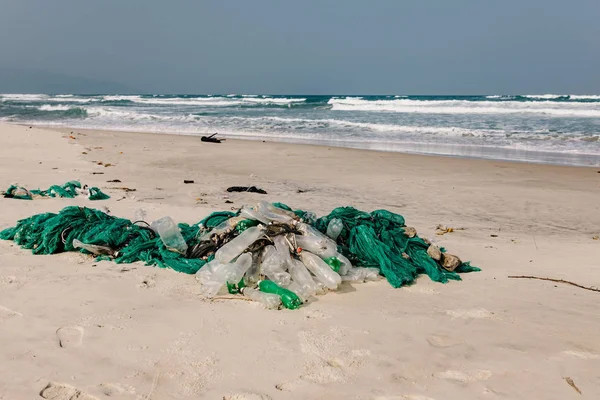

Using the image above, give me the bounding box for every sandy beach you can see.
[1,123,599,399]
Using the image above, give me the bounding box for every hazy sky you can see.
[1,0,598,94]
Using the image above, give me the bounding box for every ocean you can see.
[1,93,600,166]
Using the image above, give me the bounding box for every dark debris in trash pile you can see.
[0,201,479,310]
[227,186,267,194]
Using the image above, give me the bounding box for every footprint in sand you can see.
[434,369,492,384]
[561,350,600,360]
[277,328,371,390]
[404,286,440,295]
[40,381,98,400]
[374,396,436,400]
[0,305,22,322]
[223,393,272,400]
[445,308,494,319]
[426,334,464,348]
[56,326,84,348]
[98,383,137,398]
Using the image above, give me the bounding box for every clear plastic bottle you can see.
[273,235,294,269]
[335,252,352,276]
[243,251,262,286]
[260,245,291,286]
[134,208,147,223]
[256,201,295,224]
[326,218,344,241]
[196,254,253,298]
[195,261,230,297]
[299,251,341,290]
[226,253,253,285]
[242,287,281,309]
[199,216,245,241]
[289,259,318,299]
[214,225,265,263]
[341,267,381,282]
[150,216,188,255]
[294,234,337,259]
[239,205,271,224]
[72,239,114,256]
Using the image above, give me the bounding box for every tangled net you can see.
[0,201,479,309]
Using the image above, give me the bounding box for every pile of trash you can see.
[2,181,110,200]
[0,201,479,310]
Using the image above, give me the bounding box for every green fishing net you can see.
[3,181,110,200]
[1,204,479,286]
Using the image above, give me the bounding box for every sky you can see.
[0,0,599,94]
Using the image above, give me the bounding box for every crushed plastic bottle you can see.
[196,254,253,298]
[256,201,295,224]
[299,251,342,290]
[195,260,230,297]
[150,216,188,255]
[273,235,294,269]
[341,267,381,282]
[260,245,291,286]
[285,281,309,302]
[335,252,352,276]
[239,205,271,224]
[301,211,317,225]
[72,239,114,256]
[326,218,344,241]
[199,216,245,241]
[289,259,318,299]
[243,251,262,286]
[294,234,337,259]
[242,287,281,309]
[226,253,253,285]
[259,280,302,310]
[134,208,147,223]
[214,225,265,263]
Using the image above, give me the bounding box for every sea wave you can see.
[328,98,600,117]
[39,104,73,111]
[569,95,600,100]
[0,94,49,102]
[522,94,568,100]
[86,107,199,122]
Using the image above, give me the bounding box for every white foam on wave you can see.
[107,96,306,106]
[237,116,492,137]
[485,95,517,100]
[0,94,49,102]
[569,95,600,100]
[38,104,72,111]
[86,107,198,122]
[328,98,600,117]
[2,93,94,103]
[102,95,143,102]
[522,94,567,100]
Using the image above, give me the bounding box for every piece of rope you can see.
[508,275,600,293]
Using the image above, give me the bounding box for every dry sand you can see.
[1,123,599,399]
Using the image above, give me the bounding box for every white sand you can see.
[1,123,599,399]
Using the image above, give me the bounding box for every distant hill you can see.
[0,67,141,94]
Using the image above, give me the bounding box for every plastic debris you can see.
[0,202,480,310]
[2,181,109,200]
[227,186,267,194]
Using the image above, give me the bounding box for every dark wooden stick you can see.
[508,275,600,293]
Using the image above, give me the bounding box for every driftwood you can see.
[508,275,600,293]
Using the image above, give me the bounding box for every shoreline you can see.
[23,122,600,168]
